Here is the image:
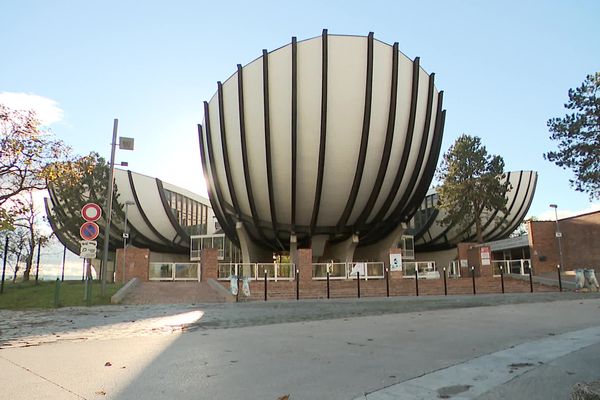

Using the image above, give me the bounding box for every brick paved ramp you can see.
[122,282,227,304]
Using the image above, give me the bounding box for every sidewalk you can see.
[1,292,599,399]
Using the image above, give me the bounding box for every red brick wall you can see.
[529,211,600,274]
[200,248,218,281]
[115,247,150,282]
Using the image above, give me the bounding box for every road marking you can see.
[358,326,600,399]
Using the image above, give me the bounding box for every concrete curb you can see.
[111,277,140,304]
[207,278,235,303]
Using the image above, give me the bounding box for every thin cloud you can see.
[533,203,600,221]
[0,92,64,125]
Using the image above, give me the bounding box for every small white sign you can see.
[350,262,366,276]
[79,240,97,259]
[389,253,402,271]
[555,232,563,238]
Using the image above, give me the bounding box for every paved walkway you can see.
[1,292,599,349]
[1,293,600,399]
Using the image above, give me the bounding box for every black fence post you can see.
[86,275,92,307]
[443,267,447,296]
[500,266,505,294]
[471,266,476,295]
[54,278,61,308]
[557,265,562,292]
[415,268,419,296]
[35,241,41,285]
[386,267,390,297]
[356,271,360,298]
[528,266,533,293]
[296,269,300,300]
[327,271,330,299]
[1,236,8,295]
[264,269,268,301]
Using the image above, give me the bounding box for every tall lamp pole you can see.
[101,119,134,295]
[122,200,134,284]
[549,204,565,270]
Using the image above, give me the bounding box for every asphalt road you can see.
[1,292,599,399]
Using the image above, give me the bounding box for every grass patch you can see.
[0,280,123,309]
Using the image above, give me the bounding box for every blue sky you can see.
[1,0,599,222]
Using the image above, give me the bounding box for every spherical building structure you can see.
[408,170,538,251]
[199,30,446,260]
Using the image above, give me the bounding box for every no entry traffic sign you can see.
[81,203,102,222]
[80,221,100,241]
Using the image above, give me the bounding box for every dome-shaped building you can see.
[199,30,446,262]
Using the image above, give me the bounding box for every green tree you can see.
[436,134,510,243]
[545,72,600,199]
[48,152,122,254]
[0,104,75,229]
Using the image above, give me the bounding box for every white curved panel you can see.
[241,57,270,222]
[415,171,538,249]
[348,40,393,226]
[130,172,179,242]
[367,52,414,223]
[268,43,293,226]
[386,66,434,218]
[113,169,165,244]
[295,37,323,226]
[221,74,251,216]
[208,97,233,208]
[318,35,367,226]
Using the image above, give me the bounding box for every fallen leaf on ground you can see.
[104,362,112,367]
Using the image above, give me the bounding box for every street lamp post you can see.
[122,200,135,284]
[101,119,134,296]
[549,204,565,271]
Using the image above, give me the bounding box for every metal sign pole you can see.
[101,119,119,296]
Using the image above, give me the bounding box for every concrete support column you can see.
[236,221,273,263]
[310,235,329,262]
[354,224,406,262]
[323,234,359,263]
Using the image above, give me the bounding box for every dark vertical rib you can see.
[156,178,190,243]
[399,94,445,221]
[310,29,328,232]
[366,57,421,230]
[217,82,242,219]
[202,103,238,244]
[489,171,536,241]
[262,49,280,245]
[291,36,298,231]
[336,32,375,230]
[388,72,437,221]
[237,64,265,242]
[354,41,400,229]
[127,170,180,248]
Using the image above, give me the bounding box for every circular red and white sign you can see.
[80,221,100,241]
[81,203,102,222]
